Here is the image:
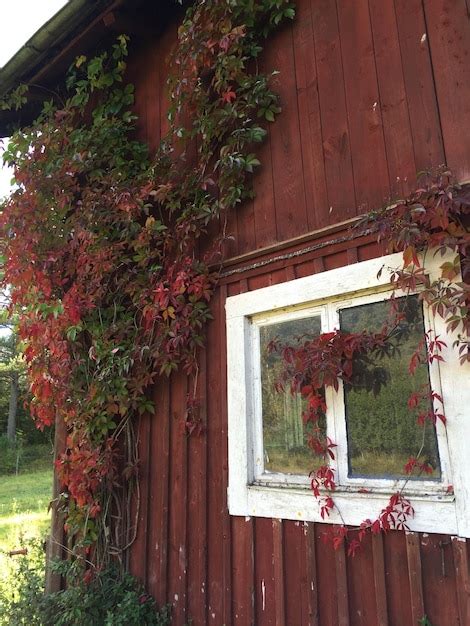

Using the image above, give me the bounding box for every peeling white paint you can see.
[421,33,427,44]
[261,579,266,612]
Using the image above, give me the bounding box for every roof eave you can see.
[0,0,120,136]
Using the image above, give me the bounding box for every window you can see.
[226,252,470,536]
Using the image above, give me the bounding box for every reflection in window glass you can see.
[340,296,441,480]
[260,316,323,475]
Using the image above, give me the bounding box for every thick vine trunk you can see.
[7,371,18,442]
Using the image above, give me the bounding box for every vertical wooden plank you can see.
[423,0,470,181]
[231,516,255,625]
[219,283,233,626]
[129,411,151,582]
[167,374,189,624]
[357,239,387,262]
[237,198,257,257]
[284,522,304,625]
[206,288,223,625]
[324,249,349,271]
[272,519,286,626]
[252,139,276,250]
[230,276,254,626]
[335,543,350,626]
[158,26,175,140]
[337,0,390,213]
[394,0,445,171]
[147,381,170,607]
[292,0,328,230]
[187,348,208,625]
[420,534,460,625]
[207,286,232,625]
[346,534,380,626]
[268,23,309,241]
[369,0,416,198]
[142,37,166,606]
[383,532,413,625]
[346,247,358,265]
[312,0,356,225]
[223,206,240,260]
[284,265,296,281]
[453,537,470,625]
[372,533,389,626]
[252,55,277,250]
[254,517,276,626]
[294,258,316,278]
[302,522,319,626]
[131,43,149,148]
[313,256,325,274]
[315,524,339,626]
[144,40,161,153]
[406,532,425,624]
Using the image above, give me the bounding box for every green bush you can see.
[0,540,171,626]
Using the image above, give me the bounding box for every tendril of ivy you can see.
[0,0,295,569]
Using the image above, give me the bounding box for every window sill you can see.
[229,483,458,535]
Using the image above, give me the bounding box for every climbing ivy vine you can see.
[0,0,295,568]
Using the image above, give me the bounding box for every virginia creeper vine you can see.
[0,0,295,567]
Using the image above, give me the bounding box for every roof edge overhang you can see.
[0,0,185,137]
[0,0,139,137]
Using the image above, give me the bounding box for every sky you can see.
[0,0,68,198]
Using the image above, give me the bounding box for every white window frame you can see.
[226,252,470,537]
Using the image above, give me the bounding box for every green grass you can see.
[0,469,52,574]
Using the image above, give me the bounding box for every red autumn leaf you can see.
[221,88,237,104]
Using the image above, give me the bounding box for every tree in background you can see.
[0,330,24,441]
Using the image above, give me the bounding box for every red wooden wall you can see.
[127,1,470,624]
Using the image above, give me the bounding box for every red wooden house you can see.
[1,0,470,624]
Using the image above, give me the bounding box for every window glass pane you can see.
[339,296,441,480]
[260,315,324,475]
